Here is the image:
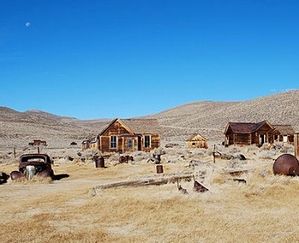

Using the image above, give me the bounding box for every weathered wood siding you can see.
[150,134,160,150]
[226,134,234,145]
[234,134,251,145]
[102,120,132,136]
[295,133,299,160]
[100,136,110,152]
[99,121,160,153]
[90,142,98,150]
[123,137,137,153]
[187,140,208,148]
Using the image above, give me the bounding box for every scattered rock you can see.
[233,153,246,160]
[220,153,233,160]
[65,156,74,161]
[165,143,179,148]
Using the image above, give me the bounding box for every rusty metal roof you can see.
[225,120,272,134]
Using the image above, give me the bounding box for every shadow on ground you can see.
[52,174,70,180]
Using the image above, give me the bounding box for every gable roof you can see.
[121,119,160,134]
[272,124,294,135]
[186,133,207,141]
[99,118,160,136]
[224,120,273,134]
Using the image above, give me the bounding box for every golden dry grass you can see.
[1,159,299,242]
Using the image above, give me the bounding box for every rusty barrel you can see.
[273,154,299,176]
[156,164,164,174]
[95,157,105,168]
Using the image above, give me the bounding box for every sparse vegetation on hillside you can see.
[150,90,299,141]
[0,90,298,148]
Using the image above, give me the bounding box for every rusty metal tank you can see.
[156,164,164,174]
[95,157,105,168]
[273,154,299,176]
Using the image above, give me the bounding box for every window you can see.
[127,139,133,148]
[144,135,151,148]
[110,136,117,148]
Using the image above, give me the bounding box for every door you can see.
[137,136,142,151]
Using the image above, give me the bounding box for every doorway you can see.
[137,136,142,151]
[259,134,266,145]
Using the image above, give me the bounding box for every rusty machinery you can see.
[273,154,299,176]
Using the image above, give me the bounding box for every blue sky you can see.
[0,0,298,119]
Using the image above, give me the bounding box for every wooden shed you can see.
[81,139,90,150]
[95,118,160,153]
[89,137,98,150]
[186,134,208,149]
[224,120,274,146]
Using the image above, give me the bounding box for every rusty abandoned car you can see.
[273,154,299,176]
[10,154,54,180]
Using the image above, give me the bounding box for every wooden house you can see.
[95,118,160,153]
[224,121,295,146]
[186,134,208,149]
[224,120,274,146]
[271,125,294,143]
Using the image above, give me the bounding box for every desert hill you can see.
[150,90,299,142]
[0,107,110,148]
[0,90,298,148]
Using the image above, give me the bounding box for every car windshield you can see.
[20,155,48,163]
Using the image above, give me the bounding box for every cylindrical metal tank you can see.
[273,154,299,176]
[156,164,164,174]
[95,157,105,168]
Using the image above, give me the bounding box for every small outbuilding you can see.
[186,134,208,149]
[81,139,90,150]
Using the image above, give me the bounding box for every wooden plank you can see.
[92,173,195,193]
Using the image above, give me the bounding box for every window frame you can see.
[110,136,118,149]
[144,135,151,148]
[127,138,133,149]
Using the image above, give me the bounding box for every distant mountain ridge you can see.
[0,90,298,147]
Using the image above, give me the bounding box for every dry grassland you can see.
[1,153,299,243]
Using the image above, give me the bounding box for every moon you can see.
[25,22,31,27]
